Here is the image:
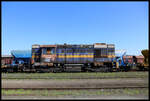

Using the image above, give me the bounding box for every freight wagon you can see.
[121,55,145,71]
[31,43,115,72]
[1,55,13,65]
[1,55,13,72]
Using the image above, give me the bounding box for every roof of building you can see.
[2,55,13,58]
[11,50,31,58]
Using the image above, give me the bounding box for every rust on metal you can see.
[135,56,144,59]
[40,45,57,48]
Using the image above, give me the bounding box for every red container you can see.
[135,56,144,64]
[123,56,133,64]
[2,55,13,65]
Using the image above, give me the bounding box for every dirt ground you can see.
[2,95,149,100]
[2,96,149,100]
[2,78,148,88]
[2,77,149,100]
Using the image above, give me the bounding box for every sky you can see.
[2,2,149,55]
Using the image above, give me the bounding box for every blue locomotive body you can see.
[31,43,115,72]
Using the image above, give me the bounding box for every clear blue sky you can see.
[2,2,148,55]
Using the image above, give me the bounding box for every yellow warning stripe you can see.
[32,55,40,58]
[107,55,115,58]
[58,55,93,58]
[32,55,115,58]
[57,53,94,54]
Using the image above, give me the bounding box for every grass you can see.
[1,72,148,79]
[2,88,148,97]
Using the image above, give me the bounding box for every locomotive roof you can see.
[40,45,57,48]
[33,43,115,48]
[57,44,94,48]
[38,44,94,48]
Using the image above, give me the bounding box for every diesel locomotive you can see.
[31,43,115,72]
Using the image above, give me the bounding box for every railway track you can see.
[2,86,148,90]
[1,70,148,73]
[2,76,148,79]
